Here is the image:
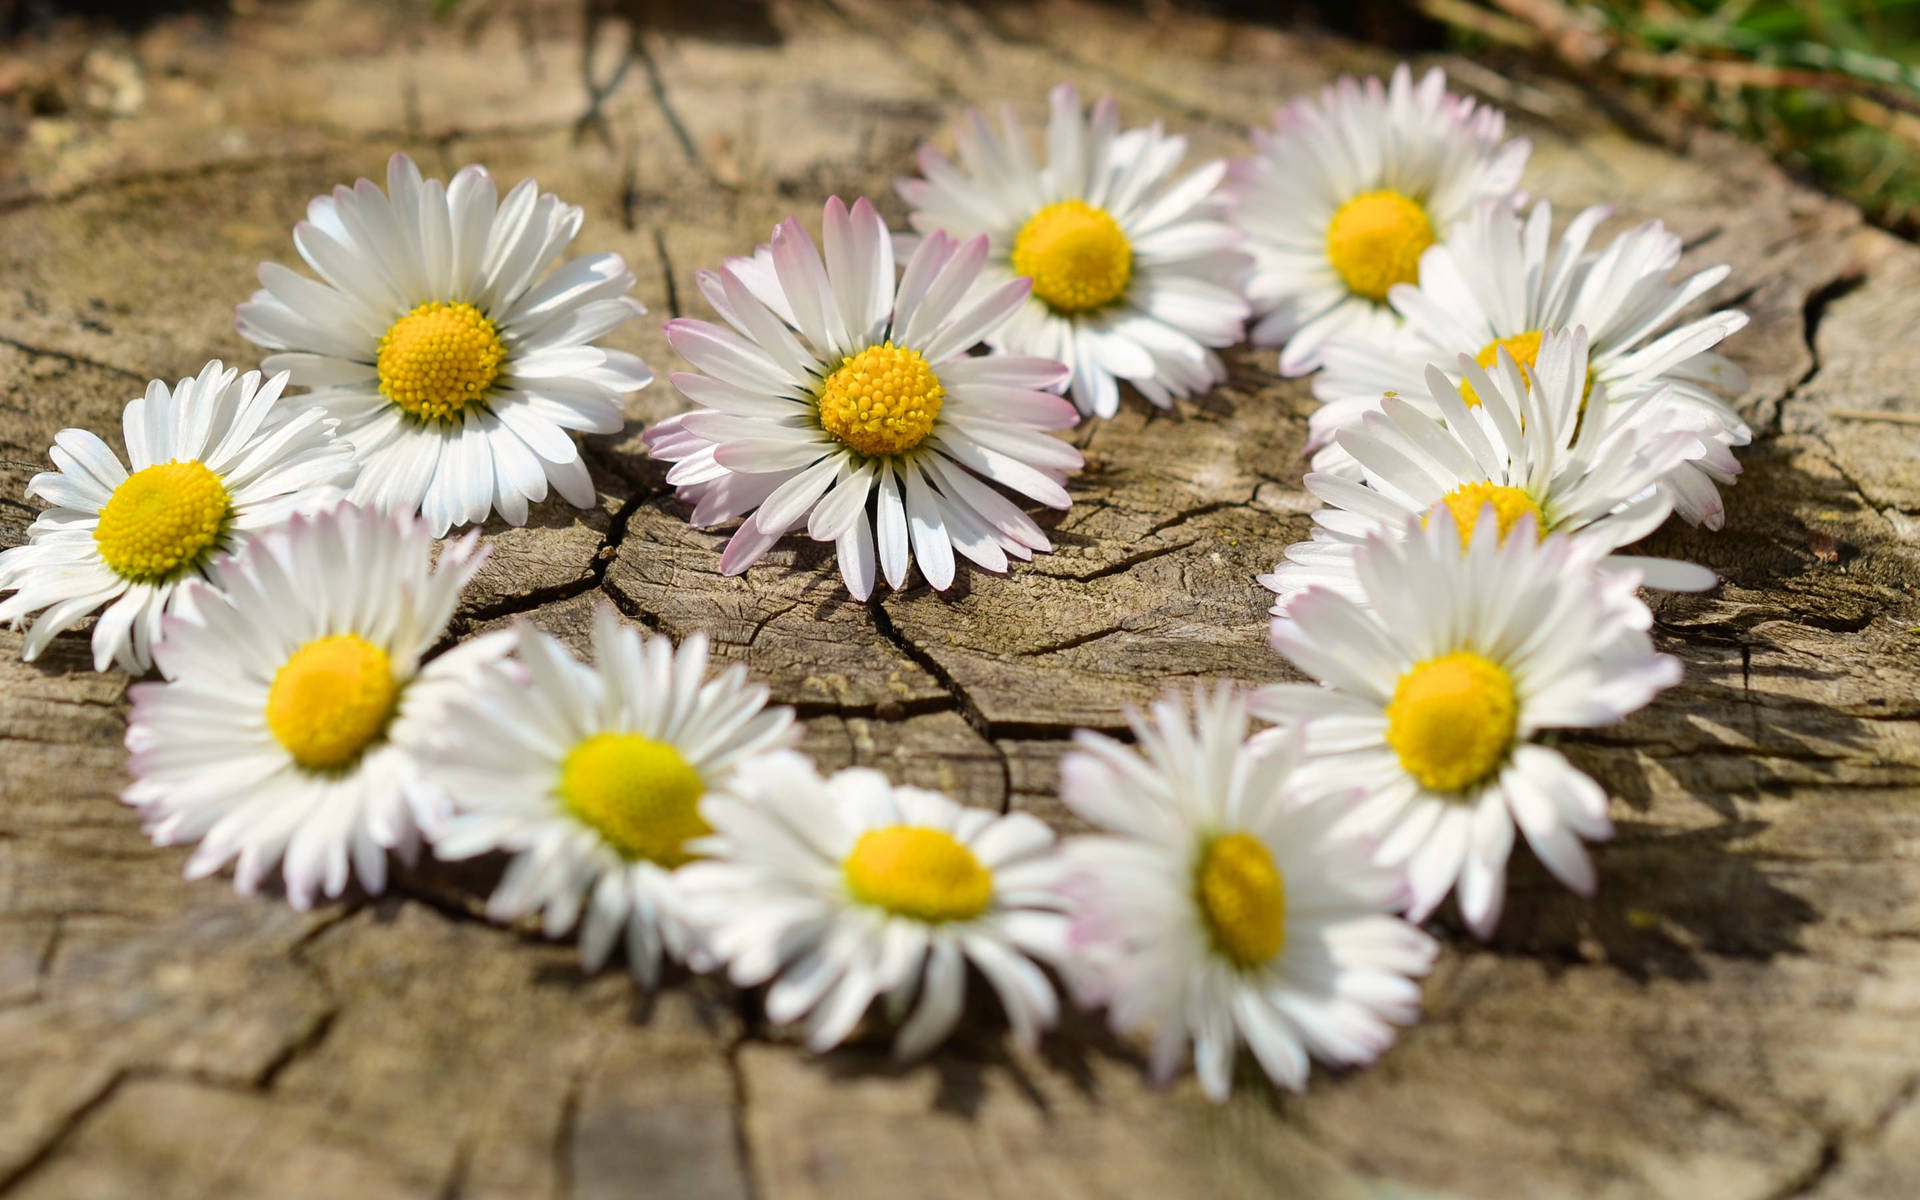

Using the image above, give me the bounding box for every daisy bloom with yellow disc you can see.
[643,196,1082,599]
[0,361,354,673]
[1254,510,1682,938]
[1261,328,1717,610]
[122,505,506,910]
[897,83,1250,417]
[237,153,651,536]
[1311,201,1748,528]
[677,752,1069,1058]
[1058,686,1436,1102]
[1229,64,1528,375]
[424,608,794,986]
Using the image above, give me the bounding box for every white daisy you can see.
[424,606,795,986]
[1252,508,1682,939]
[0,360,354,673]
[677,752,1069,1059]
[642,195,1084,599]
[897,83,1250,417]
[1311,200,1750,528]
[236,152,652,535]
[1260,327,1718,609]
[1229,64,1529,375]
[1058,685,1437,1102]
[122,504,507,910]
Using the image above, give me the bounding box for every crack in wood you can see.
[864,602,1019,806]
[0,1070,127,1193]
[725,1037,766,1200]
[0,334,147,383]
[1062,538,1197,583]
[651,227,683,319]
[253,1006,340,1091]
[436,1137,473,1200]
[453,481,660,634]
[1766,1132,1843,1200]
[1013,623,1129,656]
[552,1069,583,1200]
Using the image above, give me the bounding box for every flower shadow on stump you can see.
[1446,432,1915,983]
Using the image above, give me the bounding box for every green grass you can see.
[1453,2,1920,233]
[428,0,1920,233]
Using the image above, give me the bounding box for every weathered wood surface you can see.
[2,2,1917,1197]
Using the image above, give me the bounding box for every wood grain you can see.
[1,2,1916,1196]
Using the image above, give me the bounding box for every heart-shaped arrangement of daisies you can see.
[0,67,1746,1101]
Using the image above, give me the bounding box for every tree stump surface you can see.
[2,2,1917,1197]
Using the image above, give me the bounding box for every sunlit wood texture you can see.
[0,2,1916,1196]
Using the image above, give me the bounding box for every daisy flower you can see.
[1260,327,1717,609]
[1253,508,1682,938]
[1311,200,1749,528]
[1058,685,1437,1102]
[236,152,652,535]
[642,196,1083,599]
[0,360,354,673]
[678,752,1069,1059]
[1229,64,1529,375]
[122,504,506,910]
[424,607,794,986]
[897,83,1250,417]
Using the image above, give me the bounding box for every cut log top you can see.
[1,2,1917,1197]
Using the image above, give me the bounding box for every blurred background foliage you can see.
[1394,1,1920,236]
[7,0,1920,237]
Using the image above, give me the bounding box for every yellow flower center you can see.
[1385,651,1519,793]
[1429,482,1546,547]
[1459,329,1544,408]
[816,342,944,457]
[265,634,400,771]
[1195,831,1286,969]
[843,825,993,923]
[92,460,232,583]
[1325,189,1434,303]
[1010,199,1133,313]
[1459,328,1599,413]
[557,733,710,867]
[376,300,506,421]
